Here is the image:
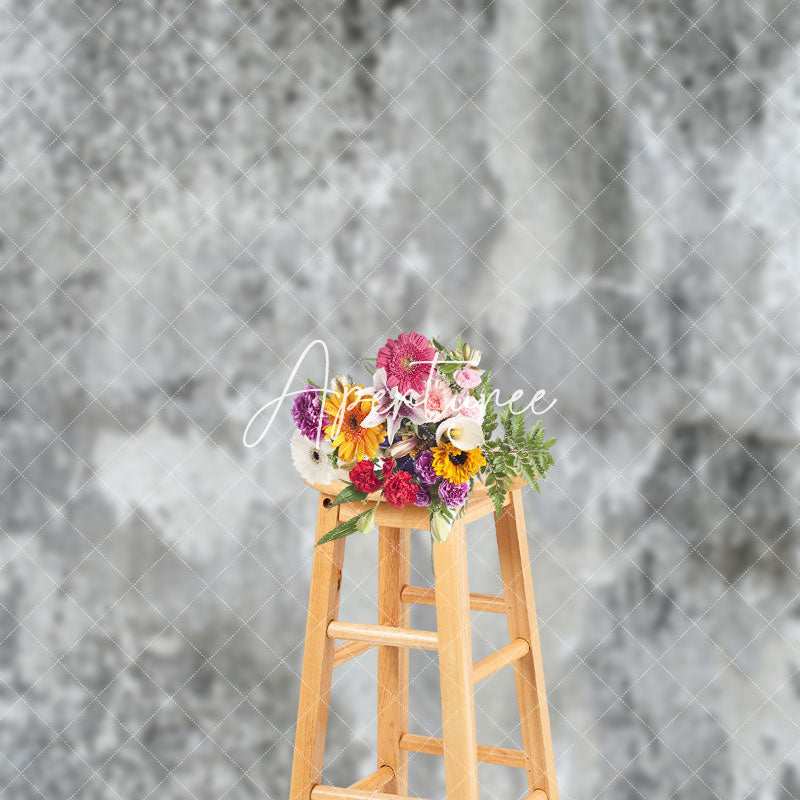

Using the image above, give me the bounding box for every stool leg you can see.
[377,526,411,793]
[433,518,480,800]
[290,496,346,800]
[495,490,559,800]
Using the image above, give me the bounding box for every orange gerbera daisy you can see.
[324,384,385,463]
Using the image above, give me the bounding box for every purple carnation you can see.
[438,479,470,509]
[291,385,329,441]
[414,450,437,485]
[413,484,432,507]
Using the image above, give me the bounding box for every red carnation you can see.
[349,460,383,493]
[383,470,417,509]
[381,458,396,479]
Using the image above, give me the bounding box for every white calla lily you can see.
[435,415,484,450]
[430,512,453,544]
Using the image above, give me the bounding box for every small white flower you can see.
[290,429,336,484]
[435,415,484,451]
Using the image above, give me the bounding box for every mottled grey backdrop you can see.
[1,0,799,798]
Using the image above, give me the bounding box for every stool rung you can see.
[399,733,528,769]
[400,585,507,614]
[312,787,428,800]
[327,620,438,651]
[473,638,530,683]
[527,792,548,800]
[332,640,375,667]
[349,765,394,790]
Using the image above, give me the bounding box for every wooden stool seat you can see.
[289,479,559,800]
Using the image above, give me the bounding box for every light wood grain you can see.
[332,640,375,667]
[327,620,438,651]
[307,476,526,530]
[289,496,346,800]
[377,526,411,793]
[433,517,480,800]
[291,477,560,800]
[327,492,511,530]
[400,585,506,613]
[472,637,530,684]
[304,475,527,501]
[463,493,509,523]
[311,786,428,800]
[495,490,559,800]
[337,499,431,529]
[349,765,395,791]
[399,733,528,769]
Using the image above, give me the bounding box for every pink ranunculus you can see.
[454,368,481,389]
[452,392,486,424]
[419,376,455,423]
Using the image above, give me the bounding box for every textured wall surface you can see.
[1,1,800,799]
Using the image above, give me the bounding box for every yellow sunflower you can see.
[324,384,384,463]
[431,442,486,484]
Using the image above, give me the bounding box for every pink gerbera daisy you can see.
[376,332,436,395]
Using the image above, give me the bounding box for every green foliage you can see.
[478,370,497,440]
[316,507,374,544]
[315,485,374,544]
[481,406,556,516]
[330,484,369,506]
[428,494,455,525]
[435,360,460,379]
[431,334,469,379]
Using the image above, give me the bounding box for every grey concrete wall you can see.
[1,1,799,799]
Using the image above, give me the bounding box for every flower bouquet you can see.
[289,333,555,545]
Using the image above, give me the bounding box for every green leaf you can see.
[316,508,374,545]
[330,484,370,506]
[488,484,506,516]
[317,518,358,545]
[482,404,497,440]
[436,361,459,377]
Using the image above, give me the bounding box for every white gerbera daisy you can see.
[290,429,336,484]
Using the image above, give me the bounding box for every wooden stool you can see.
[289,477,559,800]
